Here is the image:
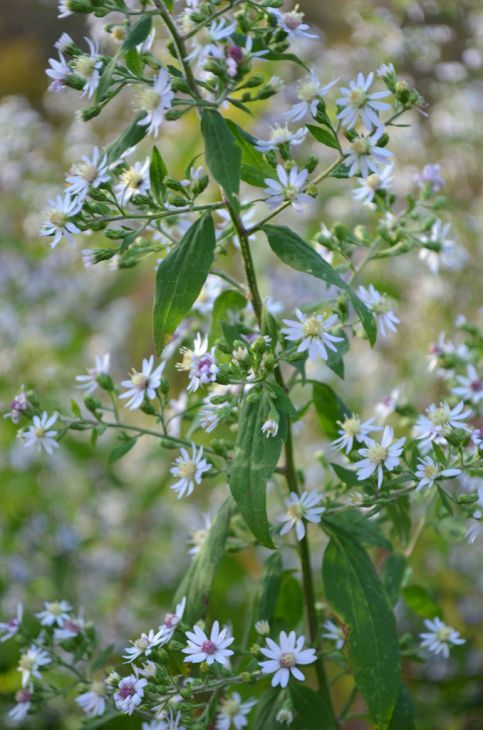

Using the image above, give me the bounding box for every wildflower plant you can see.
[3,0,483,728]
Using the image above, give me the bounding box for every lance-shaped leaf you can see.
[225,119,276,187]
[289,684,337,730]
[153,213,216,354]
[312,382,351,439]
[264,225,377,345]
[388,684,416,730]
[174,497,233,625]
[322,524,401,729]
[106,113,148,163]
[201,110,241,209]
[122,15,153,51]
[149,145,167,200]
[256,552,283,622]
[229,392,284,548]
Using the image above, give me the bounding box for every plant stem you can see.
[153,0,201,99]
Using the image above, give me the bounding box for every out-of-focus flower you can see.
[415,163,445,193]
[18,646,51,687]
[357,284,400,338]
[21,412,59,455]
[75,353,110,395]
[76,683,106,718]
[170,444,210,498]
[413,401,472,453]
[415,457,461,490]
[418,220,467,273]
[419,617,465,658]
[0,604,23,642]
[278,491,325,541]
[451,365,483,405]
[39,192,81,248]
[216,693,256,730]
[114,675,148,715]
[36,600,72,627]
[322,619,345,650]
[138,70,174,137]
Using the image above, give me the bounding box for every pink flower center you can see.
[118,684,135,699]
[201,639,217,655]
[164,613,176,629]
[471,379,481,392]
[280,652,296,668]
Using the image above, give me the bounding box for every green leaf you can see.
[225,120,276,187]
[402,585,440,619]
[330,462,360,487]
[383,553,407,606]
[306,123,340,150]
[273,572,304,628]
[210,289,247,341]
[323,508,392,551]
[386,496,412,546]
[150,145,167,200]
[124,47,143,76]
[229,392,285,548]
[95,53,119,103]
[322,525,401,729]
[264,225,377,345]
[312,382,350,439]
[256,552,283,622]
[106,113,148,164]
[388,684,416,730]
[201,110,241,209]
[122,15,153,51]
[252,688,284,730]
[174,498,233,625]
[108,436,137,464]
[290,684,337,730]
[153,213,216,354]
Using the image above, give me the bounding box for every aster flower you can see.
[115,157,151,204]
[418,220,467,273]
[54,615,85,641]
[216,692,256,730]
[21,412,59,455]
[55,32,74,53]
[263,164,311,213]
[355,425,406,488]
[415,456,461,491]
[337,72,391,130]
[276,708,294,725]
[415,163,445,193]
[66,146,110,201]
[282,309,343,363]
[258,631,317,688]
[150,709,185,729]
[451,364,483,405]
[278,491,325,541]
[159,596,186,642]
[120,356,165,410]
[123,628,166,662]
[332,414,381,453]
[419,617,465,658]
[413,401,472,454]
[374,387,401,422]
[377,62,396,78]
[170,444,210,499]
[75,353,110,395]
[46,54,70,92]
[322,619,345,650]
[18,646,51,687]
[177,333,219,392]
[3,386,28,424]
[182,621,234,667]
[0,603,23,642]
[261,417,279,438]
[286,73,338,121]
[188,514,212,556]
[137,69,174,137]
[58,0,73,17]
[352,164,393,205]
[471,428,483,450]
[76,682,106,718]
[345,128,393,177]
[186,19,237,65]
[357,284,400,338]
[114,675,148,715]
[72,37,102,99]
[268,6,318,40]
[39,192,81,248]
[9,688,33,723]
[255,620,270,636]
[36,600,72,627]
[255,124,307,152]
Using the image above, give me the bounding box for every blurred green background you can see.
[0,1,482,728]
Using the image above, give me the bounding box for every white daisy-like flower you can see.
[263,164,311,213]
[286,73,338,121]
[278,491,325,541]
[188,514,212,557]
[115,158,151,203]
[75,353,110,395]
[66,146,110,201]
[415,163,445,193]
[36,600,72,627]
[55,32,74,53]
[352,164,393,205]
[255,620,270,636]
[418,220,467,274]
[255,124,307,152]
[332,414,381,453]
[123,628,166,663]
[46,54,70,92]
[18,646,51,687]
[76,682,106,718]
[159,596,186,642]
[276,708,294,725]
[345,128,393,178]
[39,192,81,248]
[451,365,483,405]
[268,6,318,40]
[120,356,165,410]
[114,675,148,715]
[9,688,33,723]
[282,309,343,363]
[186,19,237,65]
[258,631,317,688]
[261,417,279,438]
[4,386,28,424]
[415,456,461,491]
[355,425,406,488]
[336,72,391,130]
[413,401,472,454]
[54,615,85,641]
[216,692,256,730]
[58,0,73,18]
[73,37,102,99]
[322,619,345,650]
[419,617,465,658]
[21,412,59,455]
[471,428,483,450]
[170,444,210,499]
[0,604,23,642]
[357,283,400,338]
[137,69,174,137]
[377,62,395,78]
[177,333,219,392]
[182,621,234,667]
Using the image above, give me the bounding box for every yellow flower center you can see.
[178,461,196,479]
[78,162,100,183]
[220,697,240,717]
[19,655,35,671]
[74,55,96,80]
[287,503,303,520]
[423,463,439,478]
[367,444,388,464]
[342,416,361,437]
[48,209,67,228]
[121,168,144,190]
[366,173,381,190]
[302,316,321,338]
[351,138,370,156]
[280,652,296,668]
[130,372,149,390]
[348,87,367,107]
[34,427,47,439]
[298,79,319,102]
[138,87,161,113]
[430,405,450,426]
[134,637,150,651]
